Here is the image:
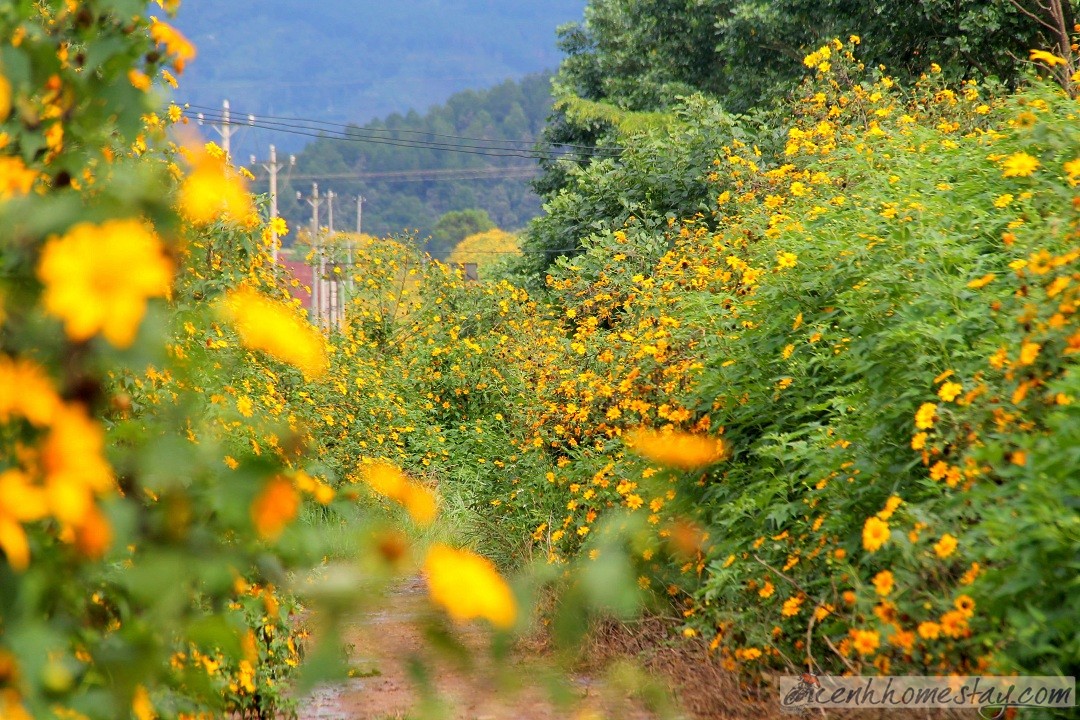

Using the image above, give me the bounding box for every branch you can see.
[752,553,810,597]
[821,632,859,675]
[1009,0,1064,34]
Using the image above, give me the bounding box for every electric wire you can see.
[185,102,625,154]
[270,166,539,183]
[185,110,621,160]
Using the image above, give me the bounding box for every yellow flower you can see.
[1001,151,1039,178]
[914,402,937,430]
[781,596,803,616]
[149,17,196,72]
[38,219,173,348]
[850,629,880,655]
[862,516,890,552]
[424,543,516,628]
[917,621,941,640]
[361,462,437,525]
[237,659,256,693]
[933,533,958,558]
[0,469,49,571]
[910,432,928,450]
[889,629,915,653]
[1029,48,1068,66]
[954,594,976,617]
[128,69,151,92]
[626,428,727,470]
[1018,341,1041,366]
[0,356,61,426]
[877,495,902,520]
[966,273,996,289]
[937,382,963,402]
[872,570,894,596]
[0,71,10,122]
[759,580,775,598]
[220,287,328,377]
[940,609,968,638]
[41,404,114,525]
[250,477,299,541]
[132,685,155,720]
[0,156,40,199]
[236,395,254,418]
[178,144,253,223]
[1064,158,1080,185]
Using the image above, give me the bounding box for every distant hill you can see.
[168,0,585,158]
[266,73,553,248]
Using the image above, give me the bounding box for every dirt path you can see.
[294,577,665,720]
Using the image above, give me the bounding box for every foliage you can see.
[0,3,524,719]
[519,95,758,279]
[534,0,1062,209]
[428,209,495,259]
[405,41,1080,688]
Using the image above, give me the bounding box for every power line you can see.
[184,107,623,159]
[186,102,624,154]
[252,166,539,184]
[189,111,560,159]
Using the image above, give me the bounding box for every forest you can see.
[268,73,554,252]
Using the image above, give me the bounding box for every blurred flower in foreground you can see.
[38,219,173,348]
[0,356,61,426]
[1029,49,1067,67]
[251,477,299,541]
[0,156,40,199]
[626,427,727,469]
[149,17,196,73]
[220,287,328,377]
[361,461,437,525]
[0,469,48,571]
[178,143,252,224]
[0,70,10,121]
[424,543,516,628]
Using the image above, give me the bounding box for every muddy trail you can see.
[293,577,665,720]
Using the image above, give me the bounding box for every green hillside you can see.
[265,74,555,251]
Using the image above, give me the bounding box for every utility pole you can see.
[207,99,234,157]
[351,195,363,294]
[325,190,335,328]
[254,145,284,264]
[327,190,335,234]
[301,183,322,327]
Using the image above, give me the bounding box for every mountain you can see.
[167,0,586,158]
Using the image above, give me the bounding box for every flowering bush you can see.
[399,40,1080,683]
[0,3,520,718]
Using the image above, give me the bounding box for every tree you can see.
[429,209,495,258]
[533,0,1053,205]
